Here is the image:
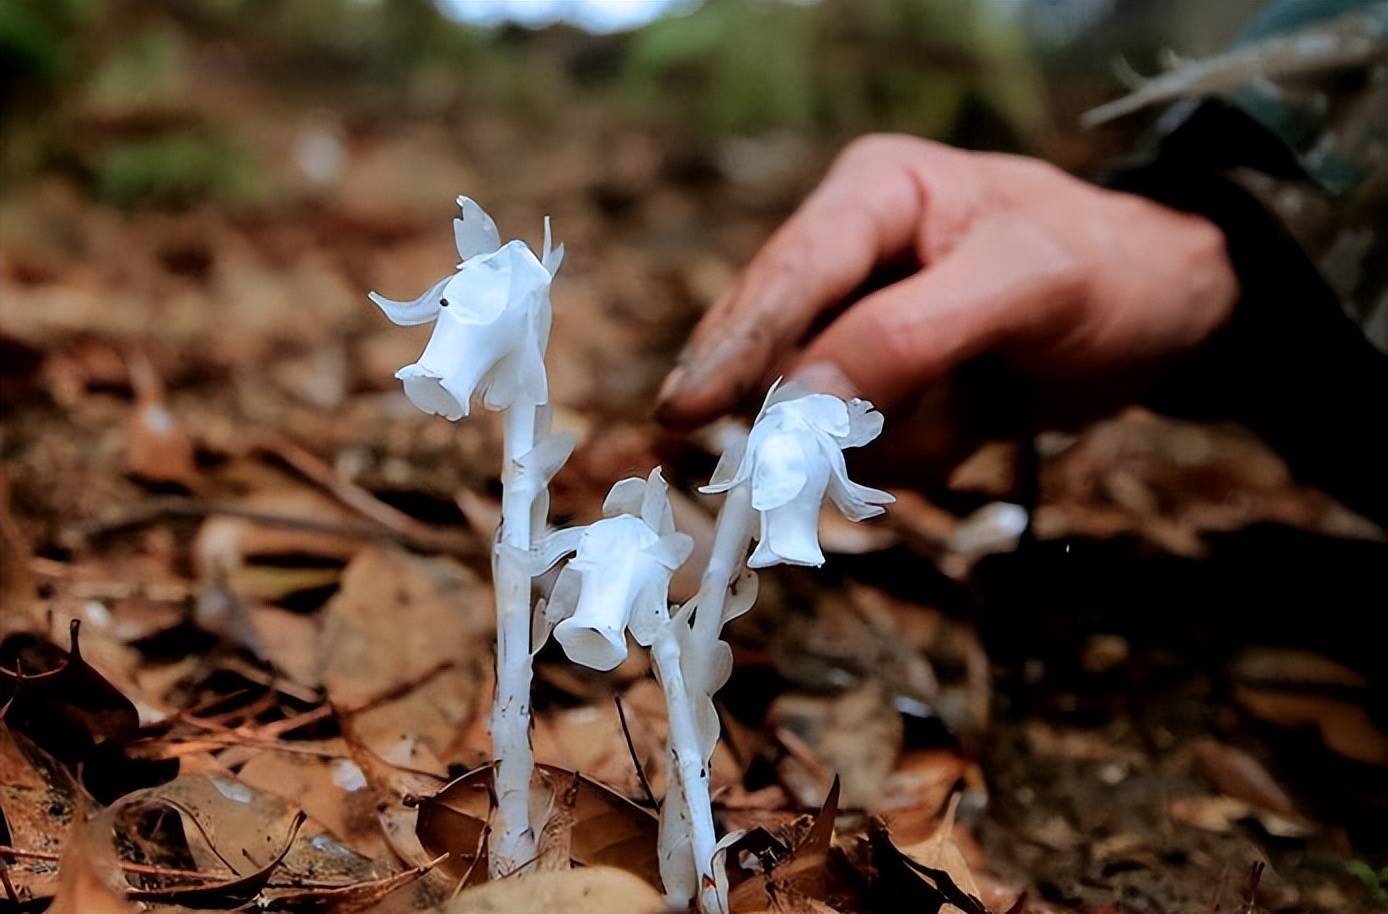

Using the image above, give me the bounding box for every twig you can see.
[613,694,659,810]
[66,494,478,558]
[0,845,352,889]
[258,435,477,556]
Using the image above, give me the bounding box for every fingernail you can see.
[656,365,687,406]
[790,361,859,400]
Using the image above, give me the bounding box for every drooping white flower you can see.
[702,380,893,568]
[536,469,692,671]
[369,196,565,419]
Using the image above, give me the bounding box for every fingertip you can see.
[654,370,724,428]
[787,360,861,401]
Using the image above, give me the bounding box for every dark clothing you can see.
[1100,0,1388,527]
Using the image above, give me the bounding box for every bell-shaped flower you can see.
[535,469,692,671]
[369,196,566,419]
[703,380,893,568]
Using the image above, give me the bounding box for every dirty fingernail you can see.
[656,365,687,406]
[790,361,859,400]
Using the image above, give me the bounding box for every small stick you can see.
[614,693,659,810]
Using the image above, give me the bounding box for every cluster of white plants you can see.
[371,198,891,912]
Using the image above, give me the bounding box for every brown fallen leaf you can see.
[411,764,492,886]
[238,750,393,862]
[318,546,491,711]
[442,866,666,914]
[0,620,140,771]
[113,773,384,888]
[1168,795,1315,839]
[867,819,989,914]
[0,722,81,901]
[125,352,197,488]
[127,811,308,907]
[1191,740,1297,816]
[1235,685,1388,766]
[729,778,858,914]
[414,763,662,889]
[890,794,982,914]
[46,820,138,914]
[260,853,445,913]
[194,488,369,578]
[768,683,902,809]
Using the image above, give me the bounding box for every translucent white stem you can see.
[658,482,754,911]
[489,402,537,876]
[652,629,722,914]
[688,482,754,693]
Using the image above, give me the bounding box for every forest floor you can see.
[2,26,1387,914]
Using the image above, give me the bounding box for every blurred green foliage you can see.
[1,0,1046,205]
[95,130,256,208]
[622,0,1042,143]
[0,0,98,98]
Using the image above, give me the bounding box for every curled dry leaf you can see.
[866,819,989,914]
[888,794,992,914]
[728,777,859,914]
[126,811,309,907]
[442,866,666,914]
[0,620,139,768]
[0,723,81,901]
[414,763,662,890]
[112,774,383,890]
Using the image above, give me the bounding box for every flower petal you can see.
[625,576,671,647]
[777,393,850,437]
[755,464,829,567]
[720,569,759,625]
[749,430,811,511]
[453,195,501,260]
[368,273,450,326]
[534,526,583,574]
[840,398,885,448]
[602,477,648,518]
[824,443,894,521]
[395,364,467,420]
[650,532,694,570]
[640,468,675,534]
[699,432,748,494]
[542,215,565,276]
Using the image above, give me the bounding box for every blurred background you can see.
[2,2,1386,912]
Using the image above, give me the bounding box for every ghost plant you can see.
[664,380,894,911]
[370,197,568,876]
[370,198,893,912]
[535,469,722,910]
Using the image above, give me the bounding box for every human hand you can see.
[656,135,1238,462]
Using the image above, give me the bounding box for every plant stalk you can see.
[652,629,722,914]
[660,481,755,911]
[489,402,538,876]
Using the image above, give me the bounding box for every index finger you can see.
[655,136,932,427]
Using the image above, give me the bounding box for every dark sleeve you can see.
[1100,102,1388,528]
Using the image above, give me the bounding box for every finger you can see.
[656,137,936,427]
[793,214,1082,411]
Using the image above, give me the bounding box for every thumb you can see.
[792,214,1082,411]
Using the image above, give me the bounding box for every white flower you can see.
[537,469,692,671]
[369,196,565,419]
[702,380,893,568]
